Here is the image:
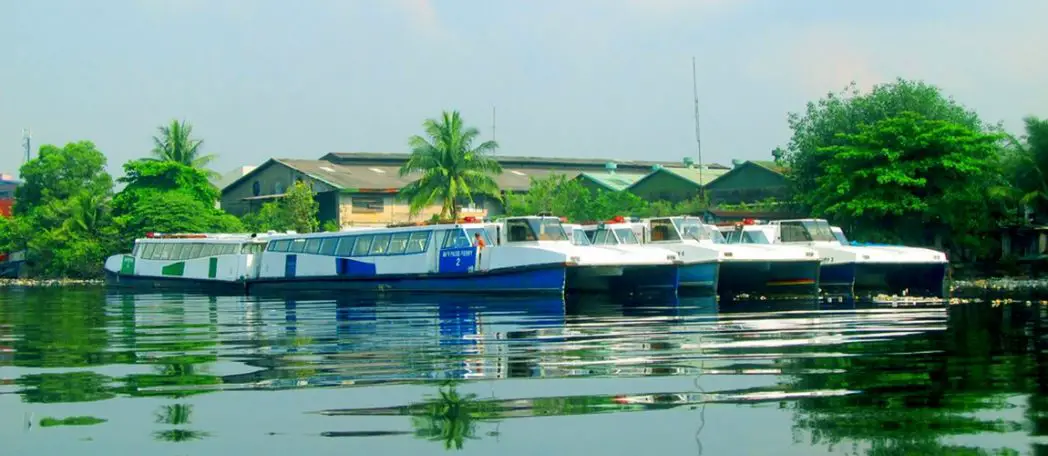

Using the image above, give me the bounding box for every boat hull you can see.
[249,264,567,295]
[566,264,679,293]
[821,262,948,298]
[718,260,821,297]
[678,262,720,291]
[105,270,247,293]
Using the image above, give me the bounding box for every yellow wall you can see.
[337,194,488,227]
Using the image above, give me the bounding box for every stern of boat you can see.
[854,262,949,298]
[719,260,820,297]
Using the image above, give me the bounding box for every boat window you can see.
[226,244,239,255]
[189,243,205,258]
[387,233,410,254]
[268,240,290,252]
[531,218,568,241]
[353,235,373,256]
[443,229,472,249]
[778,221,836,243]
[369,234,392,255]
[832,229,849,245]
[615,228,640,245]
[132,243,141,257]
[157,243,172,260]
[571,229,592,246]
[783,220,838,243]
[405,231,431,254]
[593,229,609,245]
[465,228,491,247]
[673,218,725,244]
[141,243,156,259]
[288,239,307,253]
[336,237,356,257]
[304,238,323,254]
[505,219,537,242]
[745,230,770,244]
[648,219,681,242]
[319,238,340,256]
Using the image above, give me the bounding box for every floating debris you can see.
[0,278,104,288]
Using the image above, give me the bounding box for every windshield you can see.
[505,217,568,242]
[831,228,849,245]
[779,220,837,243]
[723,228,770,245]
[614,228,640,245]
[672,218,725,244]
[571,229,591,245]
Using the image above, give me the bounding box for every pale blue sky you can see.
[2,0,1045,177]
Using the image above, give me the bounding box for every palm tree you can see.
[399,111,502,221]
[1005,116,1048,220]
[150,119,217,175]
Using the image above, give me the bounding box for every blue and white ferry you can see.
[634,216,821,297]
[569,219,720,293]
[738,219,949,297]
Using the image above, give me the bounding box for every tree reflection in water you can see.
[410,381,488,450]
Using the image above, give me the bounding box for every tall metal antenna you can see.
[21,128,31,165]
[692,57,704,199]
[491,106,497,144]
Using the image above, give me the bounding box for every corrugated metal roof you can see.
[658,167,730,186]
[749,160,786,175]
[576,172,647,191]
[254,159,594,194]
[321,152,729,172]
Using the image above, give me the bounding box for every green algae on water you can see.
[39,416,107,427]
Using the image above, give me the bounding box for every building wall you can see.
[336,193,489,227]
[221,162,338,216]
[627,172,700,203]
[705,165,789,205]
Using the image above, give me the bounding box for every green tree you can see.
[1003,116,1048,221]
[781,79,984,214]
[814,112,1002,255]
[150,119,217,175]
[112,160,241,244]
[242,181,319,233]
[4,142,116,277]
[399,111,502,221]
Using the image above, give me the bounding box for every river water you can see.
[0,287,1041,455]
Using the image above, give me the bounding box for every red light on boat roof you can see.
[559,216,567,222]
[743,218,756,225]
[607,215,626,223]
[145,232,156,238]
[460,216,478,223]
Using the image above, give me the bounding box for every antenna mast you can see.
[492,106,497,145]
[692,57,704,199]
[22,128,31,165]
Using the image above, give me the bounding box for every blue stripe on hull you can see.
[820,263,857,287]
[249,266,567,294]
[620,264,680,291]
[679,262,719,289]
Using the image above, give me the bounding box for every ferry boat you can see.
[250,216,679,295]
[737,219,949,297]
[103,232,269,291]
[637,216,821,296]
[568,219,720,293]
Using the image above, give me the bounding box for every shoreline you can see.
[0,278,105,288]
[1,277,1047,299]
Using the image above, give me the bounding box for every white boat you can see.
[568,220,719,292]
[562,222,687,292]
[103,232,269,291]
[636,216,821,296]
[739,219,948,297]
